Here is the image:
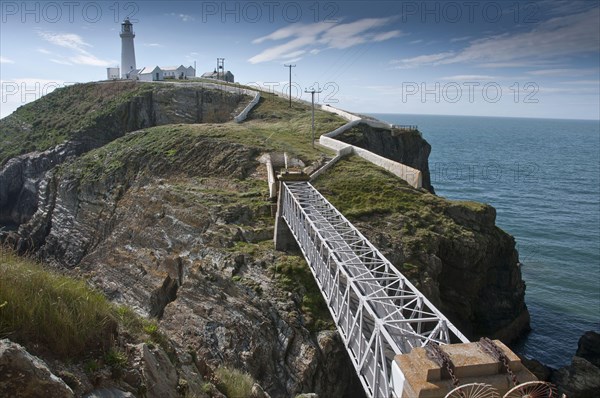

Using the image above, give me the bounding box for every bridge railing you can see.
[279,181,468,397]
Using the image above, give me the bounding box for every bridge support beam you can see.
[274,181,299,251]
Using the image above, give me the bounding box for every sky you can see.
[1,0,599,120]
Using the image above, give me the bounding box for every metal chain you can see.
[425,342,462,391]
[478,337,520,386]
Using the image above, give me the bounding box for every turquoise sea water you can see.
[369,113,600,368]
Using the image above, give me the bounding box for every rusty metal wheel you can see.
[445,383,500,398]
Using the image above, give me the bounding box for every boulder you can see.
[552,356,600,398]
[576,331,600,368]
[0,339,74,398]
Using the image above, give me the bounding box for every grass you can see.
[0,247,117,358]
[0,247,170,359]
[312,156,424,218]
[214,366,255,398]
[241,94,344,162]
[313,156,486,222]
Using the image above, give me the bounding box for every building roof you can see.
[138,66,161,75]
[201,70,233,77]
[161,65,185,71]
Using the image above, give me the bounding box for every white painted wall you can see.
[317,117,423,189]
[234,90,261,123]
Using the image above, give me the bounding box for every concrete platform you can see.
[395,340,537,398]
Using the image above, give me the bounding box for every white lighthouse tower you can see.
[120,18,136,79]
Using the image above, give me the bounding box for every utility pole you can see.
[284,64,296,108]
[305,87,322,148]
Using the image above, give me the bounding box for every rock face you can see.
[576,331,600,368]
[0,339,74,398]
[552,356,600,398]
[521,331,600,398]
[337,123,434,192]
[2,124,361,397]
[551,331,600,398]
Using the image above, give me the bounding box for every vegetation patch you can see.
[214,366,255,398]
[270,254,335,332]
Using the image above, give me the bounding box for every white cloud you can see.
[439,75,496,81]
[143,43,163,48]
[528,68,599,76]
[409,39,423,45]
[558,79,600,85]
[50,58,73,65]
[391,8,599,69]
[38,32,90,52]
[450,36,471,43]
[37,48,52,55]
[373,30,404,42]
[38,31,115,67]
[169,13,194,22]
[0,56,14,64]
[249,17,403,64]
[69,54,113,67]
[391,52,454,69]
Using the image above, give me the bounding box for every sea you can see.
[369,113,600,368]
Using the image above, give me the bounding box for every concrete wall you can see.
[319,105,362,122]
[353,146,422,188]
[316,115,423,189]
[234,90,261,123]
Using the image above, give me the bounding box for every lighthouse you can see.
[120,18,136,79]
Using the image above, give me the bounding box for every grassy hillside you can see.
[0,81,345,167]
[56,92,345,183]
[0,81,158,165]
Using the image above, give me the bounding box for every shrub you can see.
[214,366,255,398]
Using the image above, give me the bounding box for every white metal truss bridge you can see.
[278,181,469,398]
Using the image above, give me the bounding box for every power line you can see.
[284,64,296,108]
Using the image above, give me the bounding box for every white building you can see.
[106,67,120,80]
[161,65,196,79]
[131,65,195,81]
[135,66,164,81]
[201,70,234,83]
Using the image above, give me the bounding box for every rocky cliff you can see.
[0,81,249,228]
[0,82,531,397]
